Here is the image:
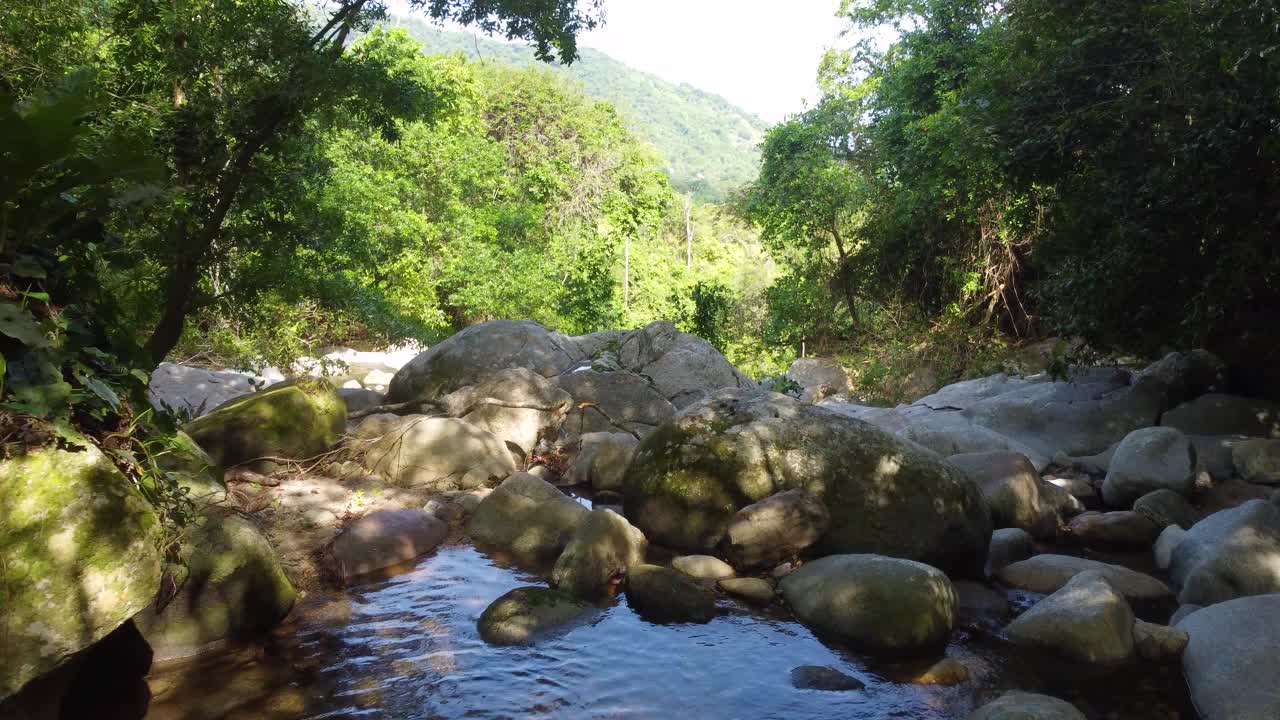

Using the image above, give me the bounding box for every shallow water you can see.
[143,543,1194,720]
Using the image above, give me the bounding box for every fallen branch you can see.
[347,400,431,421]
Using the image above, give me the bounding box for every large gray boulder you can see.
[913,373,1046,411]
[623,391,992,577]
[1177,593,1280,720]
[780,554,956,655]
[550,509,647,600]
[998,555,1172,602]
[968,692,1086,720]
[387,320,585,404]
[327,509,448,581]
[477,587,591,645]
[561,432,639,491]
[1005,571,1135,665]
[786,357,852,396]
[571,329,625,358]
[135,515,295,661]
[721,489,830,570]
[948,451,1060,539]
[362,416,516,491]
[467,473,588,563]
[1130,349,1225,409]
[0,441,162,700]
[1161,393,1280,439]
[148,362,260,417]
[438,367,572,456]
[1102,427,1196,507]
[556,370,676,442]
[617,321,755,408]
[1169,499,1280,606]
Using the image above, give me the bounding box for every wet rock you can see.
[561,432,639,491]
[1133,488,1199,530]
[1161,393,1280,439]
[987,527,1035,575]
[997,555,1172,602]
[328,509,447,581]
[136,515,295,660]
[1102,427,1196,507]
[183,379,345,469]
[477,587,591,646]
[718,577,775,605]
[1153,525,1188,570]
[1169,499,1280,606]
[626,564,717,623]
[363,417,516,491]
[1177,593,1280,720]
[1233,439,1280,484]
[0,441,162,700]
[1133,619,1187,661]
[1005,571,1135,665]
[623,390,992,577]
[780,554,956,655]
[786,358,852,397]
[617,321,756,408]
[555,370,675,442]
[467,473,588,564]
[912,657,971,686]
[968,692,1086,720]
[789,665,865,691]
[550,509,647,600]
[387,320,585,404]
[953,580,1011,623]
[948,451,1061,539]
[336,387,384,415]
[721,489,830,570]
[437,368,572,457]
[1065,510,1159,547]
[672,554,735,580]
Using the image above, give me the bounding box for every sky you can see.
[386,0,850,123]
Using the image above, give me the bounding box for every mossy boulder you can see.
[181,379,345,469]
[0,440,162,700]
[477,586,592,645]
[134,513,295,661]
[622,390,992,576]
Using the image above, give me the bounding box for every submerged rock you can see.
[1102,427,1196,507]
[468,473,588,564]
[789,665,865,691]
[0,441,162,700]
[968,692,1086,720]
[477,587,591,646]
[1005,571,1135,665]
[1178,593,1280,720]
[550,509,647,600]
[182,379,345,469]
[626,564,718,623]
[328,509,447,581]
[780,554,956,655]
[623,390,991,577]
[363,416,516,491]
[997,555,1172,602]
[1169,499,1280,606]
[720,489,830,570]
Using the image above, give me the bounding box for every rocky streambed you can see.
[5,320,1280,720]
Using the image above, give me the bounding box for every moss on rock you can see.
[181,379,345,468]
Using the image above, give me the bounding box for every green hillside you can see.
[386,16,768,202]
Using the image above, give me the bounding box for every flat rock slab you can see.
[997,554,1172,602]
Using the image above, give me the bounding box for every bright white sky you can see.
[386,0,850,123]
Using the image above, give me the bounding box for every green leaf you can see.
[22,291,51,304]
[11,378,73,419]
[79,372,121,411]
[0,301,49,348]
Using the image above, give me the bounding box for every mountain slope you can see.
[386,16,768,202]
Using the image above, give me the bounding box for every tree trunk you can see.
[683,194,693,270]
[624,235,630,309]
[830,219,860,332]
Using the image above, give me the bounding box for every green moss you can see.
[182,378,345,468]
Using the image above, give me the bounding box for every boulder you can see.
[1232,439,1280,484]
[786,358,852,396]
[987,527,1036,575]
[467,473,588,563]
[571,329,625,358]
[1130,349,1225,409]
[550,509,647,600]
[328,509,447,580]
[148,362,259,417]
[561,432,639,491]
[336,387,384,415]
[625,564,717,623]
[555,370,676,442]
[1191,434,1249,480]
[0,442,162,700]
[182,379,345,469]
[968,692,1086,720]
[1038,478,1087,517]
[1177,593,1280,720]
[1153,525,1188,570]
[1005,571,1135,664]
[789,665,865,691]
[953,580,1011,624]
[623,391,992,577]
[779,554,956,655]
[1132,619,1187,661]
[671,554,735,580]
[1161,393,1280,439]
[718,577,775,605]
[477,587,591,645]
[948,451,1060,538]
[914,373,1046,411]
[1065,511,1159,547]
[351,412,409,441]
[902,417,1052,473]
[1169,499,1280,606]
[617,321,755,408]
[1169,604,1201,625]
[362,417,516,491]
[997,555,1172,602]
[720,489,830,570]
[437,368,572,456]
[1102,427,1196,507]
[134,515,294,660]
[1133,488,1199,530]
[387,320,585,404]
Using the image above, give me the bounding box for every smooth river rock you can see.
[948,451,1060,539]
[467,473,588,563]
[997,555,1172,602]
[550,508,647,600]
[968,692,1086,720]
[1102,426,1196,507]
[1169,499,1280,606]
[625,564,718,623]
[478,587,591,645]
[1178,593,1280,719]
[328,509,447,580]
[1005,571,1135,665]
[720,489,830,570]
